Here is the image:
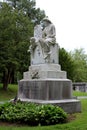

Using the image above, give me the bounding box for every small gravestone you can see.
[18,17,81,113]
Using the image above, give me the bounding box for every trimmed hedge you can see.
[0,101,67,126]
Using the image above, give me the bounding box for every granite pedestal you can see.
[18,78,81,113]
[18,79,72,100]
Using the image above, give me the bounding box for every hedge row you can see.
[0,101,67,126]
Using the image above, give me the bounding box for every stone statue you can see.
[29,17,56,63]
[39,17,56,60]
[18,17,81,114]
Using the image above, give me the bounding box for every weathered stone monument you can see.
[18,17,81,113]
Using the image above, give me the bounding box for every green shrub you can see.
[38,104,67,125]
[0,102,67,126]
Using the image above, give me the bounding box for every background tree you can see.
[0,3,33,90]
[59,48,75,81]
[70,48,87,82]
[7,0,45,24]
[0,0,45,90]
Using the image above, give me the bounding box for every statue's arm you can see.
[45,24,56,39]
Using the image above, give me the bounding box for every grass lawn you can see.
[0,84,87,129]
[0,84,18,101]
[73,90,87,97]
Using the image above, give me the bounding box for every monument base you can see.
[18,98,81,114]
[18,79,72,100]
[18,79,81,113]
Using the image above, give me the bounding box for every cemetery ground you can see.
[0,84,87,129]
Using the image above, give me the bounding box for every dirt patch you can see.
[0,121,21,127]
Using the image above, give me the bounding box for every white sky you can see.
[36,0,87,53]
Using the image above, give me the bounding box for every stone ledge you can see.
[20,78,70,81]
[18,98,81,114]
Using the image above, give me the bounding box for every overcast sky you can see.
[36,0,87,53]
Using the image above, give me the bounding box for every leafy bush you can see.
[0,101,67,126]
[38,104,67,125]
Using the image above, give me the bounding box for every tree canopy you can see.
[5,0,45,24]
[0,0,45,90]
[59,48,87,82]
[70,48,87,82]
[59,48,75,81]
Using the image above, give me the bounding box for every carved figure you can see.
[29,17,56,62]
[39,17,56,60]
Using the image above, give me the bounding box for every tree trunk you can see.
[10,70,15,84]
[3,81,8,91]
[2,69,11,91]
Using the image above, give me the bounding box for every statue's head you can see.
[42,17,52,23]
[42,17,52,28]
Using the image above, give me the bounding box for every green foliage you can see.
[59,48,75,80]
[59,47,87,82]
[0,102,67,126]
[37,104,67,126]
[70,48,87,82]
[1,99,87,129]
[0,2,34,89]
[0,0,46,89]
[7,0,46,24]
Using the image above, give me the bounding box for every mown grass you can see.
[0,84,18,101]
[73,90,87,96]
[0,84,87,129]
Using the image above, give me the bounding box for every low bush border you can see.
[0,101,67,126]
